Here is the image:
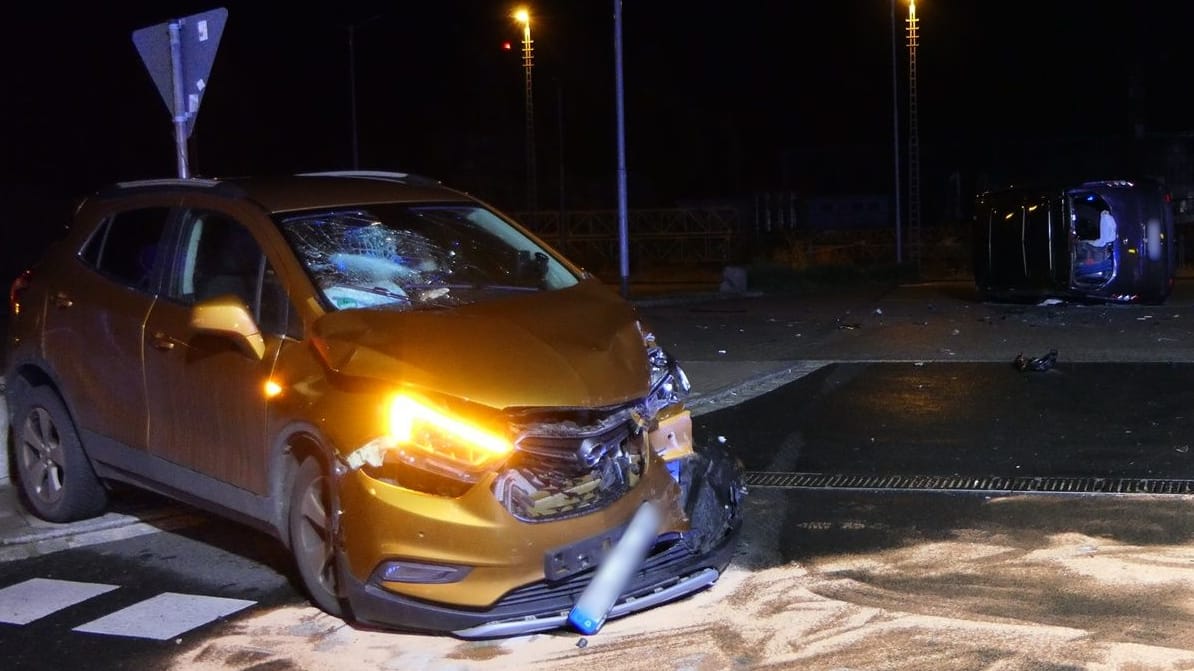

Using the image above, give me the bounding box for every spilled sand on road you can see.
[169,495,1194,670]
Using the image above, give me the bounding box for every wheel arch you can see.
[269,422,338,549]
[5,360,96,469]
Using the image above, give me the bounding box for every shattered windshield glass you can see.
[278,204,578,311]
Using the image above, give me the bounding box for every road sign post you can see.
[132,8,227,179]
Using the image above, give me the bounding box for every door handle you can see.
[53,291,73,308]
[151,332,176,351]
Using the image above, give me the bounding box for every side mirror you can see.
[189,296,266,360]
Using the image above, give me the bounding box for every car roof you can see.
[94,171,475,214]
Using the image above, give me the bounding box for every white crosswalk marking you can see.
[0,578,119,625]
[73,592,256,640]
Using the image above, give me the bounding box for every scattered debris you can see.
[874,308,883,316]
[838,322,862,330]
[717,349,727,355]
[1014,349,1058,372]
[717,435,727,444]
[1177,445,1190,454]
[576,638,588,649]
[1137,315,1153,321]
[1038,298,1064,306]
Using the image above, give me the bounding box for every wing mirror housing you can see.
[190,296,266,360]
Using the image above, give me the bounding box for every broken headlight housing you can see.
[347,393,514,492]
[640,324,690,418]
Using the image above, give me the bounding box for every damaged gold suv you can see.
[4,172,744,637]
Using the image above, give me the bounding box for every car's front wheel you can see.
[12,383,108,522]
[288,456,344,616]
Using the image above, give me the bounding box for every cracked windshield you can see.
[279,204,578,311]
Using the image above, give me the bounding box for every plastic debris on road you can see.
[1013,349,1058,372]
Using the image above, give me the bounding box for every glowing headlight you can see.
[347,394,514,483]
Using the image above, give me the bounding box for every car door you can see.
[142,202,293,494]
[42,201,172,458]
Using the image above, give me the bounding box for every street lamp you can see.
[513,7,537,212]
[906,0,921,265]
[890,0,903,265]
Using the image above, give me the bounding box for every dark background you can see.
[3,2,1193,276]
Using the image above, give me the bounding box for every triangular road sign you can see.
[132,7,227,138]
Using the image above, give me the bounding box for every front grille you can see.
[493,411,646,522]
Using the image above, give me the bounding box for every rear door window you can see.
[80,207,170,291]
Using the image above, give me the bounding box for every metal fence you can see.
[515,207,1194,280]
[516,208,740,271]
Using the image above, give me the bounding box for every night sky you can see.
[4,2,1193,219]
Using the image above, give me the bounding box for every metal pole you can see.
[891,0,902,264]
[522,21,537,212]
[614,0,630,298]
[906,0,921,267]
[557,82,566,219]
[169,20,190,179]
[349,25,359,170]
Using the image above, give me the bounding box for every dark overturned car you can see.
[4,171,746,638]
[973,179,1177,304]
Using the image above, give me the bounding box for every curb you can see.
[686,360,829,417]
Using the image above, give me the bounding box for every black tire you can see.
[288,457,344,616]
[12,384,108,522]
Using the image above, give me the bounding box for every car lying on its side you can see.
[972,178,1176,304]
[3,171,745,637]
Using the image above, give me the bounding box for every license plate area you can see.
[544,522,628,582]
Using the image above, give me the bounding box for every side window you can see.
[80,207,170,290]
[171,209,299,337]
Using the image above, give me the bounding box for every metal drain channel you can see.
[744,471,1194,495]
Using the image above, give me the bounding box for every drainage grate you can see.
[743,471,1194,495]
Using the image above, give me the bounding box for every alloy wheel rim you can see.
[296,475,336,594]
[20,407,65,505]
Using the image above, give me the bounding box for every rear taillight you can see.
[9,269,32,316]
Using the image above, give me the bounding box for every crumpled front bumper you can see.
[337,442,746,638]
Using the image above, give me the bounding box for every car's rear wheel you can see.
[12,384,108,522]
[288,456,344,616]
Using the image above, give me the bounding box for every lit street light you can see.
[906,0,921,265]
[513,7,538,212]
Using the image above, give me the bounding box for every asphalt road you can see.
[6,279,1194,669]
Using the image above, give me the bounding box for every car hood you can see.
[310,279,651,409]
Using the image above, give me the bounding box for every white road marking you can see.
[0,577,119,625]
[72,592,255,640]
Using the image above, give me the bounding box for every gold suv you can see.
[4,172,744,637]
